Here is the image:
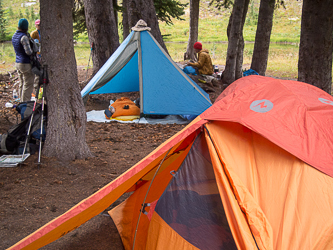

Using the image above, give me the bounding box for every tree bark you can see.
[110,1,120,49]
[222,0,248,85]
[122,0,130,39]
[127,0,169,54]
[298,0,333,94]
[112,0,118,27]
[184,0,200,61]
[83,0,120,75]
[235,36,245,79]
[235,0,250,79]
[251,0,276,75]
[40,0,92,161]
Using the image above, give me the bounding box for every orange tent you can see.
[10,75,333,250]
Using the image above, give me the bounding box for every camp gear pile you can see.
[0,101,47,155]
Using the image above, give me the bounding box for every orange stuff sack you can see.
[111,97,140,118]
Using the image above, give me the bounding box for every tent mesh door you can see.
[155,133,237,250]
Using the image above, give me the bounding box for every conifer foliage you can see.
[72,0,187,38]
[0,0,7,41]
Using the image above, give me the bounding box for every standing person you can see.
[30,19,41,93]
[30,19,40,56]
[12,18,34,102]
[187,42,214,75]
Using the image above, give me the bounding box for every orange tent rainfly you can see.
[10,75,333,250]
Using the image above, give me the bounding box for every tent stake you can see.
[132,147,172,250]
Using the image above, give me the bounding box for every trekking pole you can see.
[21,65,43,162]
[85,42,94,83]
[38,96,45,164]
[38,65,48,164]
[21,99,37,161]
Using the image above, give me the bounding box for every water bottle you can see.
[13,89,18,99]
[31,93,36,101]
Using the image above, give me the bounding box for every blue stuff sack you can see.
[181,114,197,121]
[183,66,197,75]
[243,69,259,77]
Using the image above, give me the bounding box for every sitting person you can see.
[187,42,213,75]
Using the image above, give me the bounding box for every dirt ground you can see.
[0,66,223,250]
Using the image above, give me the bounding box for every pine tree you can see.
[25,7,30,20]
[73,0,86,39]
[72,0,188,38]
[8,6,13,21]
[30,6,36,21]
[0,0,7,41]
[18,9,23,19]
[153,0,188,25]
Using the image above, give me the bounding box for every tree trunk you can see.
[83,0,120,75]
[298,0,333,94]
[184,0,200,61]
[235,36,244,79]
[122,0,130,39]
[251,0,276,75]
[112,0,118,27]
[110,1,120,49]
[235,0,250,80]
[40,0,92,161]
[222,0,247,85]
[127,0,169,54]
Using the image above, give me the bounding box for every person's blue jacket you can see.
[12,31,30,64]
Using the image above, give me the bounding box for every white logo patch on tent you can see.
[250,99,274,113]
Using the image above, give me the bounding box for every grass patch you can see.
[0,0,304,80]
[0,41,300,79]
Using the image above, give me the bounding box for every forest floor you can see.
[0,65,223,250]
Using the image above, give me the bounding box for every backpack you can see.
[16,101,47,141]
[28,35,42,76]
[0,117,31,154]
[16,101,40,120]
[0,102,47,154]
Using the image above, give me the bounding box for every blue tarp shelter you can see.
[81,21,212,116]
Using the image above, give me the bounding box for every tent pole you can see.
[137,32,144,114]
[204,124,260,249]
[132,147,172,250]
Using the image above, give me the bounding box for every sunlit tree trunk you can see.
[83,0,120,75]
[251,0,276,75]
[127,0,169,54]
[40,0,92,161]
[222,0,249,85]
[298,0,333,94]
[184,0,200,61]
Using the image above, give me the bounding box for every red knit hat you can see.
[193,42,202,50]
